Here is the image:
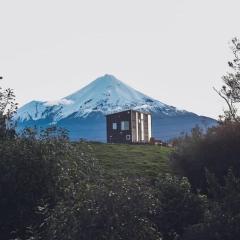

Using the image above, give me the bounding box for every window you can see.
[126,135,131,141]
[112,123,117,130]
[121,121,129,131]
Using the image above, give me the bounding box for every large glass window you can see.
[112,123,117,130]
[121,121,129,131]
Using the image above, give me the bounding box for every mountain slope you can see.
[15,74,217,141]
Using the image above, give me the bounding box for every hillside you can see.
[88,143,172,178]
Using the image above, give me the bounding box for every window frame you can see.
[112,122,117,130]
[121,121,130,131]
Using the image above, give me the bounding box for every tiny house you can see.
[106,110,152,144]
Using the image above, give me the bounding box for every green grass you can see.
[89,143,172,179]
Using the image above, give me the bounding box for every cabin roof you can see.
[105,109,151,117]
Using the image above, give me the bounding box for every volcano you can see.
[15,74,217,141]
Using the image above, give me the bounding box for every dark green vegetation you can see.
[90,143,171,178]
[2,124,240,240]
[171,123,240,239]
[0,128,204,240]
[0,131,97,239]
[171,124,240,190]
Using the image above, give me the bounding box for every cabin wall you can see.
[148,114,152,140]
[131,111,151,143]
[107,110,132,143]
[131,111,137,142]
[107,110,152,144]
[144,113,149,141]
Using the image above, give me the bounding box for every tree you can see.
[214,37,240,122]
[152,174,206,240]
[0,77,18,138]
[0,129,99,240]
[40,178,161,240]
[170,123,240,191]
[183,170,240,240]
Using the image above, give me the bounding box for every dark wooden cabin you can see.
[106,110,152,144]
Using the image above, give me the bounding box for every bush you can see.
[3,122,240,240]
[183,170,240,240]
[171,123,240,191]
[38,174,207,240]
[40,178,161,240]
[152,174,206,240]
[0,128,98,240]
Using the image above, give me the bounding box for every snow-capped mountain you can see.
[16,74,185,121]
[16,74,217,141]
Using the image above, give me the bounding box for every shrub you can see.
[40,178,161,240]
[0,129,98,240]
[40,174,206,240]
[183,170,240,240]
[171,123,240,191]
[152,174,206,240]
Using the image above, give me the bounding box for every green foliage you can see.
[0,129,98,240]
[37,174,206,240]
[215,37,240,122]
[42,178,161,240]
[183,170,240,240]
[170,122,240,239]
[152,174,206,240]
[171,123,240,190]
[2,127,239,240]
[0,82,17,139]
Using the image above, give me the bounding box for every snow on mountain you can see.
[15,74,217,141]
[15,74,186,122]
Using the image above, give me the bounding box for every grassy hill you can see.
[88,143,172,178]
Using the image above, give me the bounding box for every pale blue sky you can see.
[1,0,240,118]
